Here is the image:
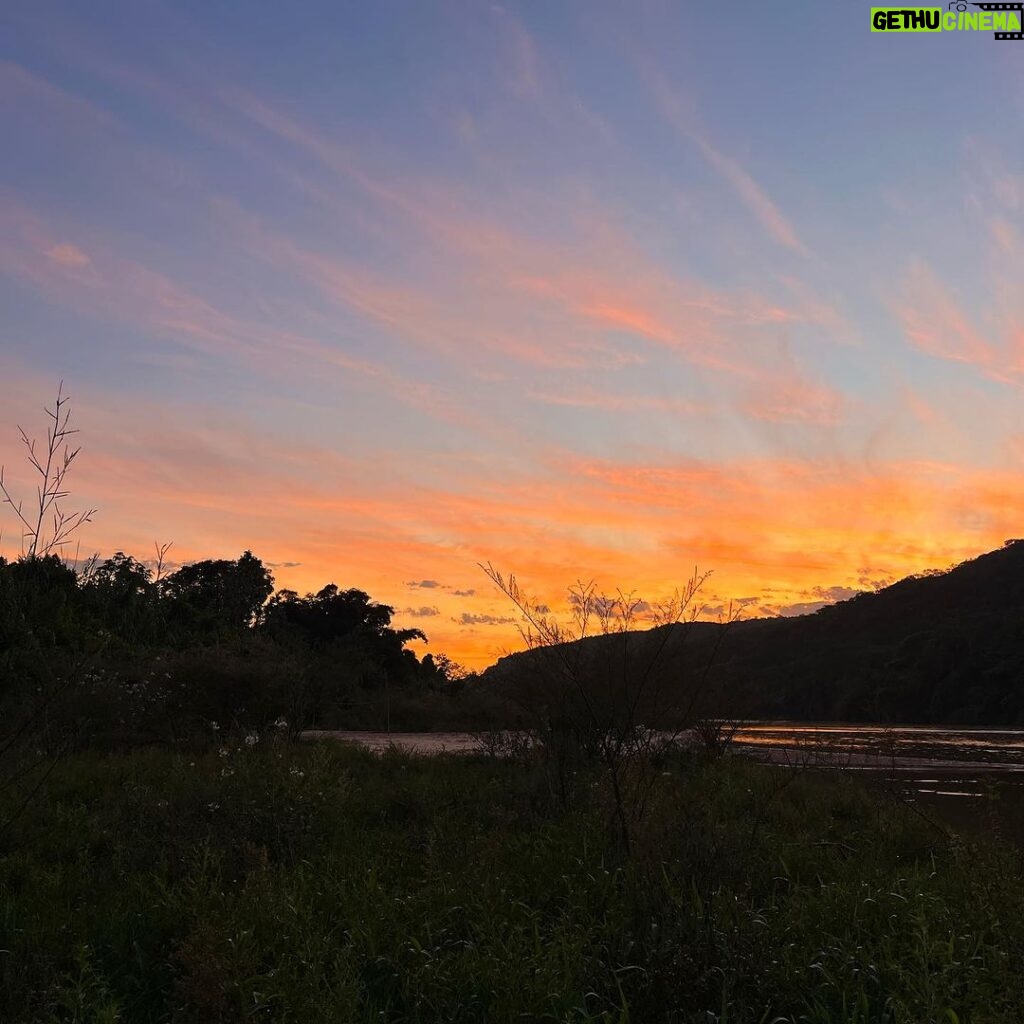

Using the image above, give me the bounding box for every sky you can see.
[2,2,1024,668]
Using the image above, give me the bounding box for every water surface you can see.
[307,724,1024,835]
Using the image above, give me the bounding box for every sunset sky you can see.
[2,2,1024,667]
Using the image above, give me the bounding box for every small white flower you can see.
[244,732,259,747]
[210,721,220,731]
[274,717,288,730]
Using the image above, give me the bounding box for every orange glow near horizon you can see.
[2,378,1022,669]
[3,6,1024,669]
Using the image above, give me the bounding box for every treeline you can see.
[0,550,499,747]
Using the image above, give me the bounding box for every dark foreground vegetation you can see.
[2,739,1023,1023]
[0,549,504,750]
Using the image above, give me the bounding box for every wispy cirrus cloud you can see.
[5,3,1022,671]
[894,145,1024,387]
[739,352,848,426]
[897,261,1003,374]
[4,364,1022,666]
[201,86,833,385]
[0,59,119,135]
[0,199,482,430]
[688,132,809,257]
[3,46,844,427]
[527,387,708,417]
[639,61,809,257]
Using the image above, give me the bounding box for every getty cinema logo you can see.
[871,2,1023,38]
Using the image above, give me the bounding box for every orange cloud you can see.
[3,367,1019,668]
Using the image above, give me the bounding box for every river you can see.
[306,724,1023,788]
[305,723,1024,837]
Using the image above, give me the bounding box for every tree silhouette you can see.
[265,584,422,646]
[162,551,274,636]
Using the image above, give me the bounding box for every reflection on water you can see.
[308,725,1024,836]
[732,723,1024,763]
[303,730,483,755]
[723,724,1024,841]
[916,790,983,798]
[729,724,1024,812]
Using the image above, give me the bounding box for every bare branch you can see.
[482,560,736,849]
[154,540,174,584]
[0,382,97,559]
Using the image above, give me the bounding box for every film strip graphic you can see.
[970,2,1024,38]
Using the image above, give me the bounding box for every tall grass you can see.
[1,738,1022,1022]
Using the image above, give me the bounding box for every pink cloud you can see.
[0,201,480,430]
[896,260,1022,383]
[44,243,91,268]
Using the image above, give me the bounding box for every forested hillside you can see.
[483,541,1024,725]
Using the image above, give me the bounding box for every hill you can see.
[481,540,1024,725]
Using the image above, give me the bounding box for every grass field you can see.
[1,737,1022,1023]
